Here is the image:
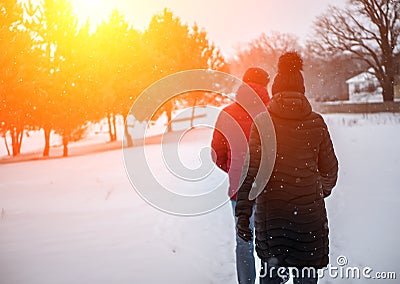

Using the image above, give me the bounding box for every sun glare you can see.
[70,0,112,27]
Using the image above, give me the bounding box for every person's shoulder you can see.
[308,111,324,121]
[307,111,329,129]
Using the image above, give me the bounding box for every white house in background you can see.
[346,70,383,102]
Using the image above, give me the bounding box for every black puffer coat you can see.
[236,91,338,268]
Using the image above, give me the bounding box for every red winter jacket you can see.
[211,82,270,200]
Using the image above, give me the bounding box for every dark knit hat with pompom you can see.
[271,51,305,95]
[243,67,270,87]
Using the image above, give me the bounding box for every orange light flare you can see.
[70,0,113,28]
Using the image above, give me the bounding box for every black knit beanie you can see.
[271,51,305,95]
[243,67,270,87]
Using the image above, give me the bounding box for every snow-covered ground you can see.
[1,113,399,284]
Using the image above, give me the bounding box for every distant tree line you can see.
[0,0,228,157]
[230,0,399,103]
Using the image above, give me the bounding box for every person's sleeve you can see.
[235,123,260,224]
[211,113,229,172]
[318,120,339,197]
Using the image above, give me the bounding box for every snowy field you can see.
[1,113,400,284]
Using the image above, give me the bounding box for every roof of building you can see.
[346,68,378,84]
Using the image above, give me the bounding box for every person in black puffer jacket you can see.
[235,52,338,284]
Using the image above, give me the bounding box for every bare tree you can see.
[230,31,301,78]
[303,41,369,101]
[313,0,400,101]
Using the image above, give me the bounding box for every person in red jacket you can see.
[211,67,270,284]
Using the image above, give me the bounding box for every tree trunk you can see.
[10,127,22,157]
[165,101,173,132]
[167,111,172,132]
[62,129,69,157]
[382,79,395,102]
[43,126,51,157]
[3,133,10,157]
[124,115,133,147]
[62,129,70,157]
[107,113,114,142]
[190,107,195,128]
[17,129,23,155]
[11,129,16,156]
[381,62,395,102]
[380,43,396,102]
[190,97,198,128]
[112,114,117,141]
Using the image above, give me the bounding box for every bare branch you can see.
[310,0,398,100]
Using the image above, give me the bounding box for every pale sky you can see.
[72,0,347,56]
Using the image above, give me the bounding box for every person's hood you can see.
[267,91,312,120]
[236,82,270,106]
